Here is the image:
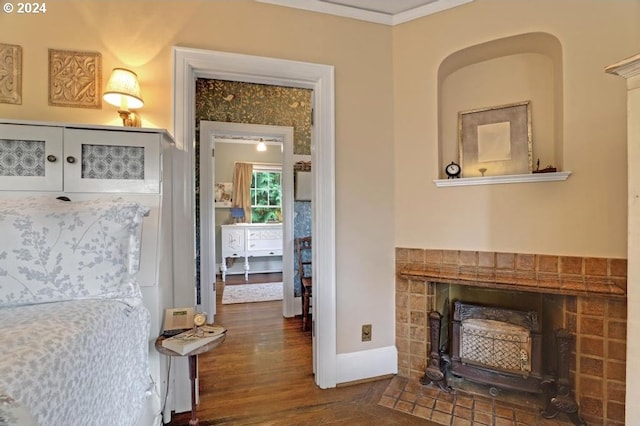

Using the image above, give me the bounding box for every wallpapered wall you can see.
[195,79,312,155]
[195,79,313,298]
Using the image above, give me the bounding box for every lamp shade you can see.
[230,208,245,219]
[103,68,144,110]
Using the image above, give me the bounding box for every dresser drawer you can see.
[249,248,283,257]
[248,228,283,251]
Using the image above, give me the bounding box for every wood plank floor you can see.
[167,274,434,426]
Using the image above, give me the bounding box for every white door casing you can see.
[200,121,296,319]
[172,47,337,388]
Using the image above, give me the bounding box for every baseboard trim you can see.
[292,295,303,316]
[336,345,398,384]
[336,373,395,387]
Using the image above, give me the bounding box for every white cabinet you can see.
[0,121,161,193]
[220,223,283,281]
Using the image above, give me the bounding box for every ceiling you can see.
[256,0,474,25]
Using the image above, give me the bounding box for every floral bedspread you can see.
[0,298,151,426]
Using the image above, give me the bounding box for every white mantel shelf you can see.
[433,171,572,187]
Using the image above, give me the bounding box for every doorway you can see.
[199,121,296,319]
[172,47,337,388]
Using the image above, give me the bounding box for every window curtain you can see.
[232,162,253,222]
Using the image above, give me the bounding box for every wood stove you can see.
[422,300,586,426]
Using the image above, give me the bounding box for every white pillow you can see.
[0,197,149,307]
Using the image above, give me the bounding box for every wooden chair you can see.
[295,236,312,331]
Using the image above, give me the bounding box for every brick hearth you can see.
[395,248,627,425]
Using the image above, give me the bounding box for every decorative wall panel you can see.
[0,43,22,105]
[48,49,101,108]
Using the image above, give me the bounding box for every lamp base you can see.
[118,110,141,127]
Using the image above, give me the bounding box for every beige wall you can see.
[1,0,638,362]
[394,0,639,258]
[214,142,282,186]
[0,1,395,354]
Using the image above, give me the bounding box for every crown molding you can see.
[256,0,474,25]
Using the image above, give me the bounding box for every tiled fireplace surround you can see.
[395,248,627,425]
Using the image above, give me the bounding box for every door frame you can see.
[200,121,296,318]
[172,46,337,388]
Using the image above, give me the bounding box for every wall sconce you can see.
[103,68,144,127]
[256,138,267,152]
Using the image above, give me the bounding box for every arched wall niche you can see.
[437,32,564,178]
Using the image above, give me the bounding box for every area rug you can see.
[222,282,283,304]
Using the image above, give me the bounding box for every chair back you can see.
[295,236,312,285]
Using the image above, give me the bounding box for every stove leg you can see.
[541,329,585,426]
[420,311,451,392]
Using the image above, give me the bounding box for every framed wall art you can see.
[458,101,532,178]
[214,182,233,207]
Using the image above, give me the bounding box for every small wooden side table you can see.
[155,331,226,426]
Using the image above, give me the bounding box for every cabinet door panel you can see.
[63,128,160,193]
[221,227,245,257]
[0,124,63,191]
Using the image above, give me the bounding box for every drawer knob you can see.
[66,156,77,164]
[46,155,57,163]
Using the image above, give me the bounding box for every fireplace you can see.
[424,299,586,425]
[395,248,627,425]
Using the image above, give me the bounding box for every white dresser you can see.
[220,223,283,281]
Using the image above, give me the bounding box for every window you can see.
[251,168,282,223]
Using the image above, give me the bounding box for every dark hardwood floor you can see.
[167,274,434,425]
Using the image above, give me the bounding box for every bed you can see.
[0,197,155,426]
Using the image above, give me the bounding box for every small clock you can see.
[193,312,207,327]
[445,161,461,179]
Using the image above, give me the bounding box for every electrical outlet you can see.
[362,324,372,342]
